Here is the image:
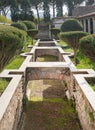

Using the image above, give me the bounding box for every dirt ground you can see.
[22,79,82,130]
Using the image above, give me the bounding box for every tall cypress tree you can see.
[10,0,19,21]
[43,0,50,22]
[56,0,64,17]
[64,0,85,16]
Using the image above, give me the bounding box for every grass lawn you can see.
[4,56,25,69]
[59,40,95,70]
[90,83,95,91]
[36,55,58,62]
[0,78,11,96]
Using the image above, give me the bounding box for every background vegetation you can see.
[0,0,86,23]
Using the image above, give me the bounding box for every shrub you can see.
[80,34,95,62]
[22,20,36,30]
[50,28,60,39]
[27,29,38,44]
[61,18,83,32]
[0,25,26,70]
[60,31,88,65]
[11,22,27,31]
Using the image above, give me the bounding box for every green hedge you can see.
[11,22,27,31]
[80,34,95,62]
[60,31,88,65]
[50,28,60,39]
[0,25,26,69]
[27,29,38,37]
[61,19,83,32]
[22,20,36,30]
[27,29,38,44]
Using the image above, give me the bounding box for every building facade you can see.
[72,5,95,34]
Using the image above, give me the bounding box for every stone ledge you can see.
[0,75,22,120]
[74,74,95,111]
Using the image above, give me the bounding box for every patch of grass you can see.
[0,78,11,95]
[59,40,73,52]
[58,40,67,46]
[36,55,58,62]
[77,52,95,70]
[5,56,24,69]
[24,98,81,130]
[22,36,32,52]
[87,82,95,91]
[24,80,81,130]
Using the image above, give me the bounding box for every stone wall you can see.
[35,48,64,61]
[26,67,70,81]
[37,24,51,39]
[0,73,24,130]
[64,71,95,130]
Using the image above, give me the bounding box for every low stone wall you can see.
[38,40,56,47]
[26,67,70,81]
[35,48,64,61]
[0,73,24,130]
[64,70,95,130]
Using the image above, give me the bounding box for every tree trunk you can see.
[35,5,40,24]
[53,1,55,18]
[74,49,77,66]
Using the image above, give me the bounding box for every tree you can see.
[51,28,60,39]
[60,31,88,65]
[49,0,56,18]
[17,0,34,21]
[27,29,38,45]
[61,18,83,32]
[9,0,19,21]
[43,0,50,22]
[0,0,10,17]
[0,25,26,70]
[80,34,95,62]
[56,0,64,17]
[86,0,94,5]
[64,0,85,16]
[30,0,42,23]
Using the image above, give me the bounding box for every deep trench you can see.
[20,55,82,130]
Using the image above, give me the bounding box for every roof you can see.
[72,5,95,17]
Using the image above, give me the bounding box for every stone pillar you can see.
[83,19,86,32]
[88,19,91,33]
[93,17,95,34]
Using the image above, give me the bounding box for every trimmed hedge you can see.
[60,31,88,65]
[0,25,26,69]
[22,20,36,30]
[80,34,95,62]
[11,22,27,31]
[50,28,60,39]
[27,29,38,44]
[61,19,83,32]
[27,29,38,37]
